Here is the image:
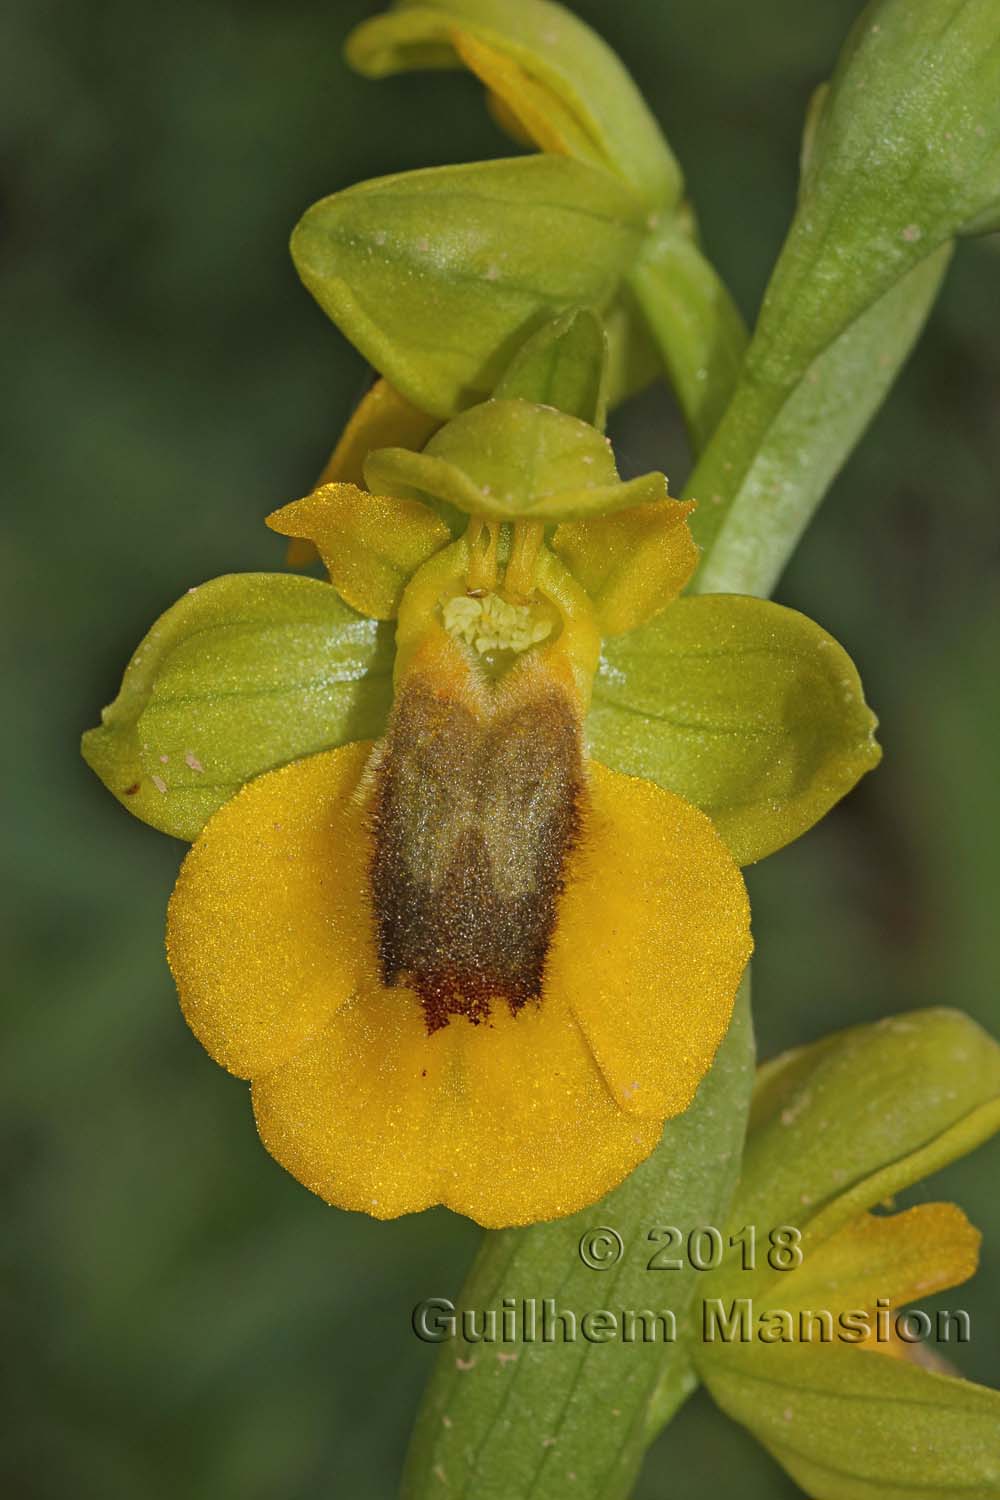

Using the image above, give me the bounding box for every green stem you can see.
[627,219,749,456]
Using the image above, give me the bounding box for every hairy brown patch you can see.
[371,677,584,1030]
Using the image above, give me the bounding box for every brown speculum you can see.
[370,670,584,1031]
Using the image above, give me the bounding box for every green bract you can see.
[365,397,668,523]
[291,156,646,421]
[587,595,881,865]
[337,0,751,452]
[704,1343,1000,1500]
[345,0,682,212]
[751,0,1000,394]
[690,0,1000,590]
[694,1009,1000,1499]
[81,575,393,841]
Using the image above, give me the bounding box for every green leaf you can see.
[81,574,393,841]
[587,594,881,865]
[366,397,668,523]
[291,156,647,421]
[691,245,951,595]
[494,307,609,428]
[725,1007,1000,1301]
[628,216,748,455]
[698,1340,1000,1500]
[346,0,682,211]
[402,981,754,1500]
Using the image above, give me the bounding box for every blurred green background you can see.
[4,0,999,1495]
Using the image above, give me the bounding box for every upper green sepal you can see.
[366,397,667,522]
[588,593,881,864]
[81,574,393,841]
[494,307,609,429]
[345,0,682,212]
[291,156,647,421]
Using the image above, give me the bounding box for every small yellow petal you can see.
[289,379,440,569]
[166,742,374,1077]
[550,760,752,1118]
[553,499,697,635]
[452,31,598,163]
[268,482,450,619]
[316,378,441,490]
[772,1203,982,1327]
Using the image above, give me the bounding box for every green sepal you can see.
[291,156,647,421]
[366,397,668,523]
[628,216,748,455]
[402,981,754,1500]
[724,1007,1000,1302]
[345,0,682,212]
[81,574,393,841]
[588,594,881,865]
[494,307,609,428]
[697,1340,1000,1500]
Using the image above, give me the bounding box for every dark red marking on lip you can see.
[370,676,584,1032]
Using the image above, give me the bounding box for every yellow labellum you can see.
[166,735,751,1226]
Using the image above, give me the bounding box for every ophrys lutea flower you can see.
[166,394,753,1227]
[84,379,879,1228]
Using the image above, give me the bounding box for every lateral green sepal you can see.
[81,574,393,841]
[291,156,647,421]
[588,594,881,864]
